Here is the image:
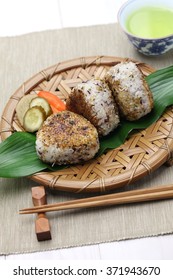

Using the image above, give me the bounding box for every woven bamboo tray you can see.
[1,56,173,193]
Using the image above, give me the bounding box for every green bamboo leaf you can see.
[0,132,47,177]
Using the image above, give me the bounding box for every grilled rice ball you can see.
[105,61,154,121]
[36,111,99,165]
[66,79,120,137]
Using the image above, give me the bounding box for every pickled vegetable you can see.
[23,106,46,132]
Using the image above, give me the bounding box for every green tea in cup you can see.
[126,6,173,39]
[118,0,173,55]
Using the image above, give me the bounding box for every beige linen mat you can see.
[0,23,173,255]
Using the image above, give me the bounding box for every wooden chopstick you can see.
[19,184,173,215]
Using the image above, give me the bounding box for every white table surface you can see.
[0,0,173,260]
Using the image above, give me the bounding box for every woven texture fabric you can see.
[0,23,173,255]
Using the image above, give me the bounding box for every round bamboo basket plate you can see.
[1,56,173,193]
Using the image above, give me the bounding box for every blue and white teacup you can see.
[118,0,173,56]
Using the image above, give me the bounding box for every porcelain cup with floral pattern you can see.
[118,0,173,56]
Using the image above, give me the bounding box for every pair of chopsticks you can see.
[19,184,173,215]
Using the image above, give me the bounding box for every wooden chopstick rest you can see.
[31,186,52,241]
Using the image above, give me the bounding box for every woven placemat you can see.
[1,23,173,255]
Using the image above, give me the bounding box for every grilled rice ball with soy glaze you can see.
[105,61,154,121]
[66,79,120,137]
[36,111,100,165]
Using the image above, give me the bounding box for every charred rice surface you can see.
[105,62,154,121]
[66,79,120,137]
[36,111,99,165]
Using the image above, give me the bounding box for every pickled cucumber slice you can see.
[30,97,52,117]
[16,94,37,126]
[23,106,46,132]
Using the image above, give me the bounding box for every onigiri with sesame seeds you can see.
[105,61,154,121]
[36,111,99,165]
[66,78,120,137]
